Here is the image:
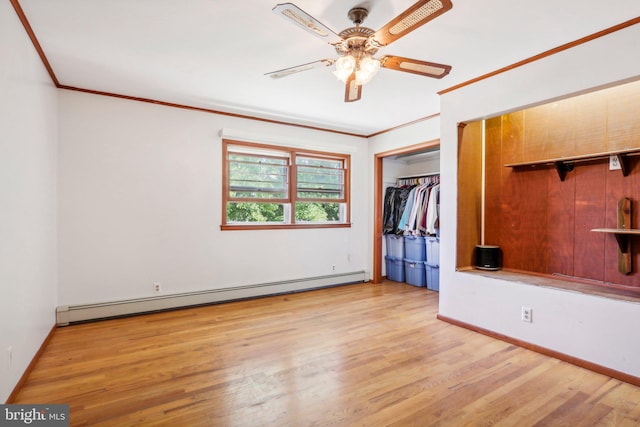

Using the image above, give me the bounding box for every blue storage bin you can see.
[385,234,405,259]
[425,237,440,266]
[404,236,426,261]
[385,256,405,282]
[404,259,426,287]
[426,264,440,291]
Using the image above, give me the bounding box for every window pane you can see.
[229,153,288,199]
[295,202,342,222]
[227,202,285,223]
[296,157,344,200]
[296,157,342,169]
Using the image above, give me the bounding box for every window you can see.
[222,140,350,229]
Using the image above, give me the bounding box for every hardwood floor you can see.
[13,281,640,426]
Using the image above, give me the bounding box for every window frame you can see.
[221,139,351,230]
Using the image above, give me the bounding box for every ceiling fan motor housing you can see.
[335,27,379,57]
[348,7,369,25]
[334,6,380,57]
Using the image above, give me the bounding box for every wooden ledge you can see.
[504,148,640,181]
[457,268,640,304]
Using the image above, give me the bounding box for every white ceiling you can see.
[18,0,640,135]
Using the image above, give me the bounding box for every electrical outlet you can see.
[153,282,162,293]
[332,265,336,271]
[521,306,533,323]
[609,155,621,170]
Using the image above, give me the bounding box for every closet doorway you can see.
[373,140,440,284]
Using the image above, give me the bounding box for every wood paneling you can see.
[457,122,483,268]
[485,156,640,287]
[501,111,524,165]
[523,102,551,162]
[607,80,640,152]
[485,113,551,272]
[518,80,640,164]
[547,98,576,158]
[524,101,575,163]
[573,164,607,281]
[12,282,640,425]
[483,117,503,246]
[546,166,575,277]
[480,79,640,289]
[499,167,549,272]
[574,89,608,156]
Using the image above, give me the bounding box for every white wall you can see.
[439,24,640,376]
[57,91,369,306]
[402,152,440,177]
[383,153,441,184]
[369,118,441,156]
[0,1,58,402]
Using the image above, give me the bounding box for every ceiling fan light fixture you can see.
[355,55,380,85]
[333,55,356,83]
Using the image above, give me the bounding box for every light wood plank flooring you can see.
[13,281,640,426]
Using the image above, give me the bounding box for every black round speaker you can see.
[475,245,501,270]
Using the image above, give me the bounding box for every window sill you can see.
[221,223,352,231]
[457,267,640,304]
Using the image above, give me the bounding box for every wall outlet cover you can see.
[609,155,622,170]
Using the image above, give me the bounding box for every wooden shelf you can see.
[590,228,640,235]
[590,198,635,274]
[591,228,640,255]
[592,229,635,275]
[505,148,640,181]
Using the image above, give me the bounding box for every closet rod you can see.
[396,172,440,179]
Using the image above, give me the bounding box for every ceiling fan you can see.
[266,0,453,103]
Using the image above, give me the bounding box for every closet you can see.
[382,149,440,290]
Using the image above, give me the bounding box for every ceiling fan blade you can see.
[273,3,343,45]
[344,73,362,103]
[372,0,453,47]
[265,59,334,79]
[380,55,451,78]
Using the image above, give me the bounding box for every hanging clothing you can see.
[426,184,440,235]
[390,174,440,236]
[382,186,414,235]
[397,186,417,231]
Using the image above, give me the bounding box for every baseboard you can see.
[57,271,367,325]
[5,324,57,403]
[437,314,640,387]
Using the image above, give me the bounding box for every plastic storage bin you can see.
[426,264,440,291]
[385,234,405,259]
[404,236,426,261]
[425,237,440,266]
[404,259,426,287]
[385,256,405,282]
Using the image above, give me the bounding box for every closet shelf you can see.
[504,148,640,181]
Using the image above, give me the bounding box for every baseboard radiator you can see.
[56,271,368,326]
